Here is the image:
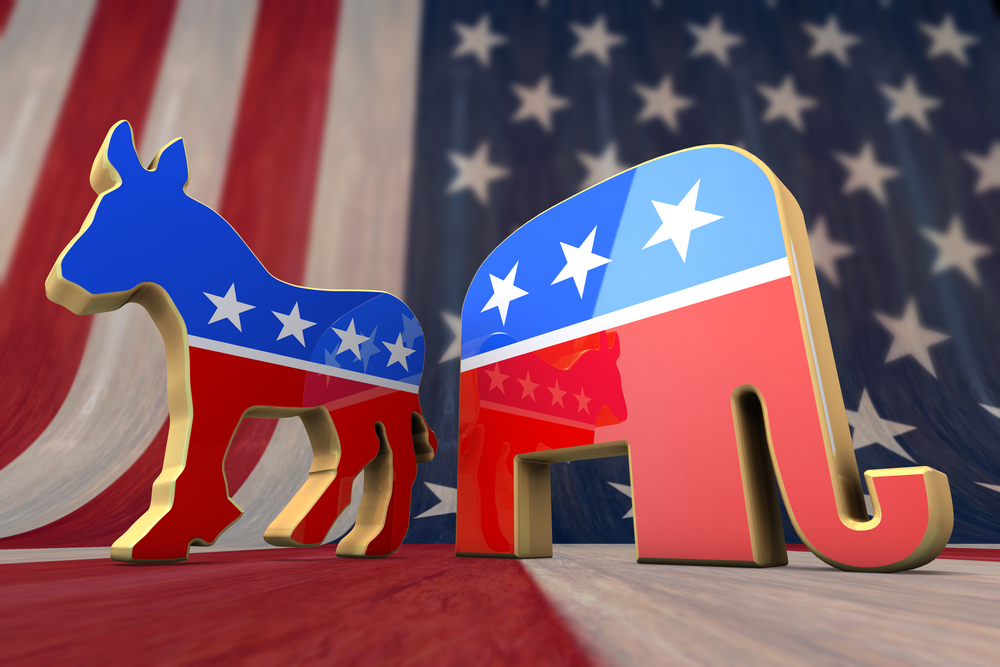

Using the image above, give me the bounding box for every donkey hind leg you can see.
[111,401,246,563]
[337,407,419,558]
[264,407,378,547]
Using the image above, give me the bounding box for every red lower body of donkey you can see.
[113,346,436,563]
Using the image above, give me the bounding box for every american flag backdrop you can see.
[1,0,999,559]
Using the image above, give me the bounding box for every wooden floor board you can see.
[523,545,1000,665]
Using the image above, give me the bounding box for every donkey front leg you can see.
[111,359,251,563]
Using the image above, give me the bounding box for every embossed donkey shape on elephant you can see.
[47,121,436,563]
[457,145,953,572]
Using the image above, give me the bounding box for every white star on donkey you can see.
[634,75,694,132]
[383,333,417,371]
[452,15,506,67]
[332,319,369,361]
[552,227,611,297]
[846,389,916,461]
[757,75,817,133]
[448,142,509,206]
[923,215,992,287]
[874,298,950,378]
[518,371,539,400]
[272,302,315,346]
[919,14,978,67]
[687,14,743,68]
[608,482,634,518]
[834,141,899,205]
[414,482,457,518]
[570,15,624,67]
[808,216,854,287]
[577,142,628,191]
[481,262,528,326]
[802,15,860,66]
[204,283,255,331]
[965,142,1000,195]
[879,75,940,133]
[644,180,723,261]
[511,75,568,132]
[439,311,462,362]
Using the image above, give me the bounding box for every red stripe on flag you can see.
[0,0,177,471]
[0,0,14,36]
[217,0,343,498]
[0,546,595,665]
[0,0,344,547]
[786,543,1000,562]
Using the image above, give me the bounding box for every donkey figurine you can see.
[46,121,437,563]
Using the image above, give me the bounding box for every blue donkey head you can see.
[47,120,191,315]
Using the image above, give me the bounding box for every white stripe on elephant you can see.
[0,0,260,539]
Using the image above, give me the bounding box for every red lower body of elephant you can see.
[127,347,427,561]
[457,276,939,569]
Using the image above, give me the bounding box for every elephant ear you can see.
[91,121,143,194]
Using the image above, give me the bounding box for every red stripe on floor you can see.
[786,543,1000,562]
[0,0,14,35]
[0,545,595,665]
[0,0,343,548]
[0,0,176,471]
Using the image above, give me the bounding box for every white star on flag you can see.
[808,216,854,287]
[272,302,316,346]
[922,215,992,287]
[570,15,624,67]
[634,75,694,132]
[481,262,528,325]
[834,141,899,206]
[414,482,457,518]
[757,75,817,133]
[919,14,978,67]
[577,142,628,191]
[552,226,611,297]
[879,75,940,133]
[802,15,860,66]
[511,75,569,132]
[687,14,743,68]
[608,482,633,518]
[439,311,462,362]
[383,333,417,371]
[644,179,723,261]
[204,283,255,331]
[452,15,506,67]
[964,142,1000,195]
[874,298,950,378]
[332,319,369,361]
[846,389,916,462]
[448,142,509,206]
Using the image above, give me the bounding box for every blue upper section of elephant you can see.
[461,146,788,360]
[58,121,424,386]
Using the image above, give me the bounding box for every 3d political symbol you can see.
[457,144,954,573]
[46,121,437,563]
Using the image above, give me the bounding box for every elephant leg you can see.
[264,406,377,547]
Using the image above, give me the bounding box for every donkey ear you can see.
[148,137,189,189]
[91,121,142,193]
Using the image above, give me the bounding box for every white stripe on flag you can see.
[0,0,261,539]
[218,0,426,548]
[461,258,793,372]
[0,0,96,280]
